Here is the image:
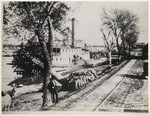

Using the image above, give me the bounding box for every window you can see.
[56,58,58,61]
[60,58,62,61]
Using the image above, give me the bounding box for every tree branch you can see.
[40,1,57,27]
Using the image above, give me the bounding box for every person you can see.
[47,77,58,103]
[2,91,5,96]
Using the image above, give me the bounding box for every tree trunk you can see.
[121,31,126,59]
[42,60,51,108]
[123,42,126,59]
[108,50,112,65]
[47,17,54,55]
[35,29,51,108]
[129,39,131,57]
[41,17,54,108]
[116,37,120,62]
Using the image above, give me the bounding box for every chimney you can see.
[71,18,75,48]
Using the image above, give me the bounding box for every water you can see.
[2,57,17,91]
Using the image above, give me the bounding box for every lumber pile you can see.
[65,69,97,90]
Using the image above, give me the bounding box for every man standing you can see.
[47,77,58,103]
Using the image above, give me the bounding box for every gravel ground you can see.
[97,60,148,113]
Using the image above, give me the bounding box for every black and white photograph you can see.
[2,1,148,113]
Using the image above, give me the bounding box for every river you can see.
[2,56,17,91]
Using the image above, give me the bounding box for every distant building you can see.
[85,45,105,52]
[74,40,85,48]
[52,47,90,66]
[53,39,85,48]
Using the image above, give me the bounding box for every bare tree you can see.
[124,25,139,56]
[100,29,114,65]
[118,11,139,58]
[101,9,139,60]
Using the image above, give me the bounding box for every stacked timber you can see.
[67,69,97,90]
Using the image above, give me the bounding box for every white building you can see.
[52,47,90,66]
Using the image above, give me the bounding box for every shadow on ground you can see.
[119,74,147,80]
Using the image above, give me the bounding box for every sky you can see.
[3,1,148,46]
[65,1,148,46]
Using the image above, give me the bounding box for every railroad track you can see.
[66,60,136,111]
[49,60,130,111]
[94,61,137,111]
[95,60,146,112]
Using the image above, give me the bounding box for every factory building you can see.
[52,18,90,66]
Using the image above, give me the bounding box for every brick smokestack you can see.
[71,18,75,48]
